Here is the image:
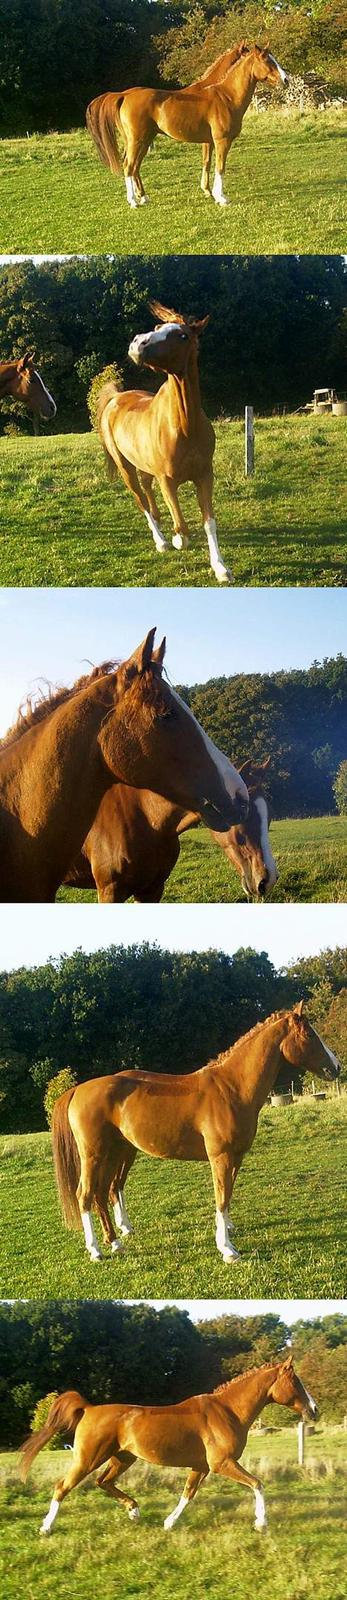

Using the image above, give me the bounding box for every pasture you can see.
[0,414,346,588]
[57,814,347,904]
[0,111,345,255]
[0,1100,345,1301]
[0,1430,346,1600]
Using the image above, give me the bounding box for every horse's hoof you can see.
[139,195,149,205]
[128,1507,140,1521]
[172,533,188,551]
[255,1520,267,1533]
[214,196,229,207]
[111,1239,124,1254]
[120,1223,133,1237]
[89,1246,102,1262]
[155,540,168,554]
[39,1526,52,1537]
[221,1246,241,1264]
[211,563,232,585]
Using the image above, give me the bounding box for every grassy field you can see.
[0,1100,346,1301]
[57,814,347,904]
[0,414,346,588]
[0,1431,346,1600]
[0,111,345,255]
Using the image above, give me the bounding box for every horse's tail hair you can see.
[51,1087,81,1230]
[20,1391,87,1480]
[86,93,124,175]
[97,382,121,482]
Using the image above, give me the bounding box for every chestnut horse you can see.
[65,758,278,903]
[0,353,56,425]
[87,45,288,207]
[86,41,245,203]
[98,301,230,583]
[52,1005,339,1264]
[20,1356,318,1538]
[0,629,248,902]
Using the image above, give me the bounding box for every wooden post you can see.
[245,406,254,476]
[298,1418,305,1467]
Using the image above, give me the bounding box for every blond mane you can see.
[0,662,118,750]
[208,1009,289,1070]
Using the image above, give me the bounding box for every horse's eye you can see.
[181,332,189,340]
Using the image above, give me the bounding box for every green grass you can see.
[57,814,347,904]
[0,414,346,587]
[0,1432,346,1600]
[1,1100,346,1301]
[0,111,345,254]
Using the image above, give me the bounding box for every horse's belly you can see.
[121,1410,205,1470]
[117,1093,206,1161]
[156,99,207,144]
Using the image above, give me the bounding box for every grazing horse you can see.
[86,41,245,201]
[20,1356,318,1538]
[87,44,288,206]
[65,758,278,903]
[98,301,230,583]
[52,1004,339,1264]
[0,629,248,903]
[0,353,56,426]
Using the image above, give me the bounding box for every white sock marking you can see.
[204,517,230,583]
[254,797,278,889]
[125,175,138,207]
[268,53,288,84]
[164,1494,189,1530]
[40,1497,60,1534]
[254,1488,267,1530]
[170,688,248,812]
[81,1211,101,1258]
[144,510,167,552]
[212,173,228,206]
[309,1026,340,1077]
[114,1190,133,1236]
[215,1208,240,1261]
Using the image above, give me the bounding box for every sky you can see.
[133,1300,346,1327]
[0,586,346,736]
[0,903,345,975]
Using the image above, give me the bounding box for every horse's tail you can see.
[97,382,121,482]
[20,1391,87,1480]
[86,92,124,175]
[51,1087,81,1230]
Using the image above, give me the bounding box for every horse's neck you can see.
[223,53,256,110]
[221,1365,278,1425]
[1,686,114,868]
[218,1016,288,1108]
[140,790,187,832]
[166,351,202,438]
[0,361,16,397]
[197,48,237,85]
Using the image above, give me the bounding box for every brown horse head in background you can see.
[0,353,56,419]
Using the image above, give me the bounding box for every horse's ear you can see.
[152,635,166,671]
[149,300,183,326]
[282,1353,293,1370]
[125,628,157,677]
[192,314,210,336]
[17,351,32,371]
[294,1000,305,1018]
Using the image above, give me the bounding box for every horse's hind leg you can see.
[195,469,231,585]
[40,1458,89,1536]
[113,448,168,554]
[211,136,231,206]
[124,130,153,206]
[109,1145,137,1237]
[201,141,213,196]
[77,1153,105,1262]
[96,1454,140,1520]
[164,1469,208,1530]
[157,475,190,551]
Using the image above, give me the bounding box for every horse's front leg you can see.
[211,135,231,206]
[206,1451,267,1532]
[164,1469,208,1530]
[195,470,231,585]
[157,475,190,550]
[207,1148,240,1263]
[200,141,212,196]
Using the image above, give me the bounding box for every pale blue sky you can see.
[0,903,344,975]
[0,586,345,736]
[135,1300,346,1326]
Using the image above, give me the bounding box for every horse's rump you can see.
[20,1390,87,1479]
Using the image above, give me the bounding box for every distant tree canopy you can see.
[0,0,345,136]
[0,939,346,1133]
[0,1302,346,1447]
[0,255,346,432]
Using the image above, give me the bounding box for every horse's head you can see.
[128,303,209,378]
[100,628,249,830]
[279,1002,341,1082]
[223,757,278,900]
[12,352,56,419]
[251,44,289,89]
[268,1355,319,1421]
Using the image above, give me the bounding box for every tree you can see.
[333,761,347,815]
[44,1067,77,1127]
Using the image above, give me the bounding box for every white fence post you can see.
[298,1418,305,1467]
[245,406,254,476]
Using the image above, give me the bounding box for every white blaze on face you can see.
[310,1025,340,1076]
[267,52,288,83]
[34,370,56,416]
[170,689,249,810]
[254,796,278,888]
[300,1381,318,1418]
[128,325,185,362]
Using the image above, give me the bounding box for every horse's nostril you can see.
[258,878,268,897]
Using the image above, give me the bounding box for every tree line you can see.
[0,941,346,1134]
[0,256,345,430]
[0,1301,346,1447]
[0,0,345,136]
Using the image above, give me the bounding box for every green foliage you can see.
[333,759,347,815]
[87,364,123,431]
[44,1068,77,1128]
[31,1392,61,1450]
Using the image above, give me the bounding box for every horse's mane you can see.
[213,1360,280,1396]
[0,661,118,749]
[208,1009,288,1070]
